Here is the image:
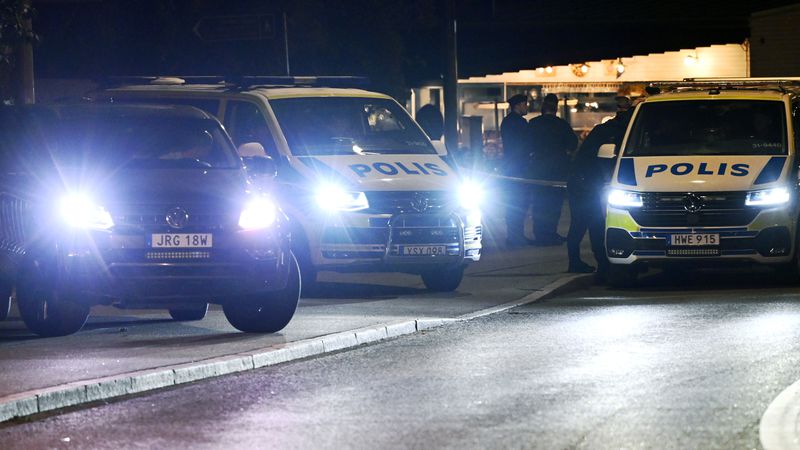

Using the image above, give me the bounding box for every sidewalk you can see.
[0,203,593,422]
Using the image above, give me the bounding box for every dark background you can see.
[31,0,800,99]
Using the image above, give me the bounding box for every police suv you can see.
[97,77,482,291]
[604,79,800,286]
[0,104,297,336]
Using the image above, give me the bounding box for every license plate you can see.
[151,233,213,248]
[402,245,446,256]
[669,233,719,246]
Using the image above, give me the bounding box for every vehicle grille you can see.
[365,191,452,214]
[630,192,757,227]
[0,193,28,254]
[145,251,211,260]
[666,248,721,257]
[112,212,232,230]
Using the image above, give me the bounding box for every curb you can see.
[0,273,591,423]
[760,377,800,450]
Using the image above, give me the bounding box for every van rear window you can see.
[625,100,787,156]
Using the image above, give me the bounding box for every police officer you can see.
[500,94,533,247]
[529,93,577,245]
[567,96,632,277]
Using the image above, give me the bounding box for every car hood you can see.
[613,155,789,192]
[294,154,458,191]
[40,168,253,211]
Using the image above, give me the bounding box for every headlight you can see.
[60,193,114,230]
[315,184,369,212]
[239,197,277,230]
[746,187,791,206]
[458,180,484,210]
[607,189,643,208]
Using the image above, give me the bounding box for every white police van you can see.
[604,79,800,286]
[96,77,482,291]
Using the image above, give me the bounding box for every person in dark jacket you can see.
[416,103,444,141]
[566,97,632,277]
[500,94,533,247]
[528,94,578,245]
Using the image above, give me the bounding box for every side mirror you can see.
[243,155,277,178]
[237,142,267,158]
[597,143,617,159]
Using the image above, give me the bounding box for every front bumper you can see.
[54,225,291,303]
[314,211,482,272]
[606,206,795,265]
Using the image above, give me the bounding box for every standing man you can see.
[500,94,533,247]
[528,94,578,245]
[566,96,632,278]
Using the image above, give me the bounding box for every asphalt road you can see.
[4,267,800,449]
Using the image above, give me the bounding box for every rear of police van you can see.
[605,88,797,286]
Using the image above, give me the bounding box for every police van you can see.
[604,79,800,286]
[96,77,482,292]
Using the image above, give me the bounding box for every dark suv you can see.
[0,104,299,336]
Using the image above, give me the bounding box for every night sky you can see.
[31,0,800,99]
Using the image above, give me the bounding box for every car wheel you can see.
[421,265,465,292]
[223,252,300,333]
[290,225,317,294]
[16,260,89,337]
[607,264,638,288]
[169,303,208,321]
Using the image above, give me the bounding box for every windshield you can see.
[624,100,787,156]
[269,97,435,156]
[0,109,239,170]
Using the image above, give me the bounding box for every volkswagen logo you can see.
[682,193,704,213]
[165,207,190,229]
[410,192,429,213]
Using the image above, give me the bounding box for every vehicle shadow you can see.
[540,268,800,308]
[0,316,287,348]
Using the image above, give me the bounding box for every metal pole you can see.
[283,12,291,76]
[444,0,458,153]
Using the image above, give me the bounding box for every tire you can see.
[169,303,208,321]
[16,260,89,337]
[297,257,317,289]
[223,252,300,333]
[290,224,317,294]
[421,265,465,292]
[607,264,638,288]
[0,281,11,321]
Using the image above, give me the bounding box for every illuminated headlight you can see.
[746,187,791,206]
[239,197,277,230]
[458,180,484,210]
[315,185,369,212]
[607,189,643,208]
[60,193,114,230]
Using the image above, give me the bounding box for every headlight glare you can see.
[607,189,643,208]
[60,193,114,230]
[315,185,369,212]
[238,197,278,230]
[459,180,484,210]
[746,187,791,206]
